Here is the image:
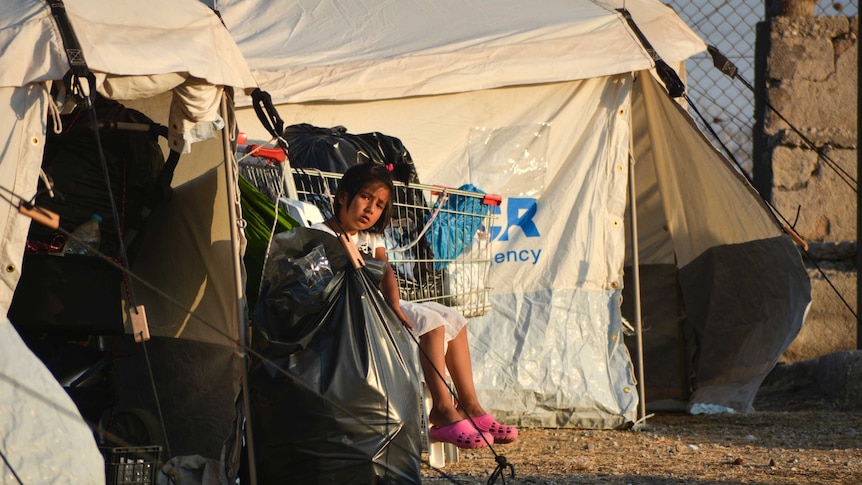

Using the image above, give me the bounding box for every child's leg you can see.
[445,327,486,418]
[419,326,461,426]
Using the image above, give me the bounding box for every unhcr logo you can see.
[489,197,542,266]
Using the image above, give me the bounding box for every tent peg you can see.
[781,224,809,252]
[131,304,151,342]
[18,202,59,230]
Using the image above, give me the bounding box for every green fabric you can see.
[239,174,298,312]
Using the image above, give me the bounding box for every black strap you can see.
[617,8,686,98]
[251,88,287,149]
[706,45,738,78]
[48,0,96,107]
[705,44,856,191]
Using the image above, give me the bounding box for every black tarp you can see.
[250,227,421,484]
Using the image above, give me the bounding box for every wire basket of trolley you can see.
[238,148,501,319]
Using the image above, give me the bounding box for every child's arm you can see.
[375,246,414,331]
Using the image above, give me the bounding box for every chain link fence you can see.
[664,1,858,177]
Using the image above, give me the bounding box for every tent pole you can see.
[221,97,258,485]
[627,154,647,422]
[857,36,861,351]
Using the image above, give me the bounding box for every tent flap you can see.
[680,237,810,413]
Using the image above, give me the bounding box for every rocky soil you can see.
[422,410,861,484]
[421,353,862,484]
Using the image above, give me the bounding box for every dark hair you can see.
[333,163,396,234]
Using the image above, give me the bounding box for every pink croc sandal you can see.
[429,418,494,449]
[471,414,519,444]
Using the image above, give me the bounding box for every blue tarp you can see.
[428,184,486,270]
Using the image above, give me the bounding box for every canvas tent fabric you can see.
[222,0,811,427]
[216,0,703,105]
[0,0,257,481]
[627,71,811,412]
[0,318,105,484]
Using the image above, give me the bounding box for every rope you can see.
[9,188,472,482]
[45,1,175,455]
[0,447,24,485]
[705,45,857,193]
[681,60,858,323]
[387,189,449,254]
[45,84,63,135]
[369,298,515,483]
[800,250,858,320]
[488,455,516,484]
[140,338,173,460]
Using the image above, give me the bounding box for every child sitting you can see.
[311,162,518,449]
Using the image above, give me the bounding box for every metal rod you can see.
[628,154,647,422]
[857,34,861,350]
[221,97,258,485]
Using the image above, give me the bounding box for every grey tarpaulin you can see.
[249,227,421,484]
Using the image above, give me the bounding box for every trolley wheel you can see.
[109,408,167,460]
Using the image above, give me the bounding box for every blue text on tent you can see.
[489,197,542,266]
[489,197,540,241]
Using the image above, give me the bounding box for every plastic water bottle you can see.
[62,214,102,256]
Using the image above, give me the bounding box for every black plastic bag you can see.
[283,123,416,175]
[250,227,421,484]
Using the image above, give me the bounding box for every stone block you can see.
[834,38,855,58]
[765,0,818,18]
[771,146,818,189]
[781,268,856,363]
[761,350,862,410]
[818,351,862,407]
[765,77,856,133]
[758,8,859,373]
[771,148,856,242]
[768,37,834,81]
[769,16,852,39]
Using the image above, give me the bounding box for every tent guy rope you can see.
[10,183,500,483]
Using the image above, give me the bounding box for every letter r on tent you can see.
[490,197,540,241]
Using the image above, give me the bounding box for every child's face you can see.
[337,181,391,233]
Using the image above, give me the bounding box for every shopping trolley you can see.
[238,158,501,318]
[239,156,500,467]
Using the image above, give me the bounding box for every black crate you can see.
[101,446,162,485]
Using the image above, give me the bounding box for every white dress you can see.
[399,300,468,342]
[311,223,467,342]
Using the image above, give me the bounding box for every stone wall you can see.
[753,13,858,363]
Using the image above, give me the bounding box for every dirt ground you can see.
[420,392,862,484]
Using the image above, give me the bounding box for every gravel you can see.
[420,377,862,484]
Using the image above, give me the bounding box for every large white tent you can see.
[0,0,256,482]
[218,0,811,427]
